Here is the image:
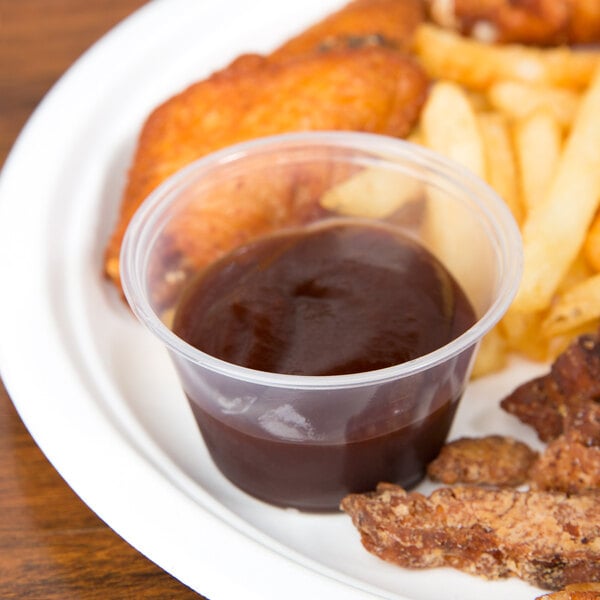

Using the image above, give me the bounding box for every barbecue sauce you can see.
[172,220,477,510]
[173,221,475,374]
[190,395,462,510]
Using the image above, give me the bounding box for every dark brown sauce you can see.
[172,220,477,510]
[189,394,461,511]
[173,221,476,375]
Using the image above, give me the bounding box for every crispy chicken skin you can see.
[529,400,600,494]
[341,482,600,590]
[501,332,600,443]
[425,429,600,494]
[428,430,600,495]
[104,0,429,292]
[426,0,600,45]
[427,435,538,486]
[499,332,600,494]
[530,430,600,495]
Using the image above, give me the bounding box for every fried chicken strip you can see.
[427,435,538,486]
[426,0,600,45]
[341,483,600,590]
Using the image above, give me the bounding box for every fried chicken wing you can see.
[501,331,600,442]
[427,435,538,486]
[426,0,600,45]
[341,483,600,590]
[104,0,429,292]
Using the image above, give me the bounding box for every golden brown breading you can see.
[271,0,425,59]
[426,0,600,45]
[105,47,428,293]
[496,332,600,492]
[341,482,600,590]
[427,435,538,486]
[501,332,600,442]
[537,582,600,600]
[104,0,429,292]
[563,398,600,447]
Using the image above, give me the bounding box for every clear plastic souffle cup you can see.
[120,131,522,511]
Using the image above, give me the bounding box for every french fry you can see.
[500,309,549,362]
[410,27,600,372]
[414,24,600,91]
[319,168,422,218]
[421,81,485,177]
[545,319,600,360]
[419,81,490,311]
[471,327,508,378]
[584,210,600,272]
[466,90,491,112]
[512,65,600,313]
[406,126,424,146]
[487,81,580,128]
[478,111,523,224]
[542,273,600,337]
[513,108,563,214]
[556,251,594,294]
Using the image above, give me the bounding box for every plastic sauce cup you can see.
[120,131,522,511]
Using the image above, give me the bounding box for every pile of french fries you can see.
[411,24,600,376]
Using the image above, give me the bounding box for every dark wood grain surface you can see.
[0,1,205,597]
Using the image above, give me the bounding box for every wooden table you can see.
[0,1,205,597]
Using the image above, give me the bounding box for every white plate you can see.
[0,1,550,598]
